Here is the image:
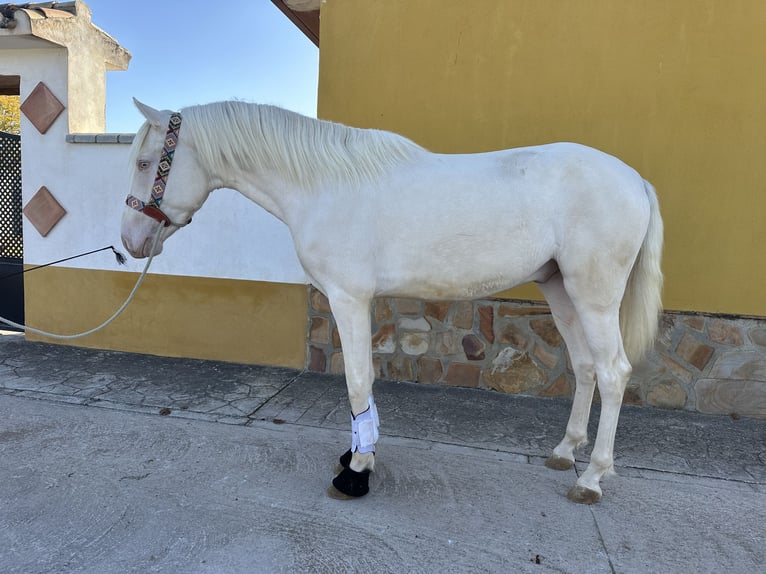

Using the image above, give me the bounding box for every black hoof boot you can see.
[331,466,371,498]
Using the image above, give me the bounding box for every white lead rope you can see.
[0,224,163,340]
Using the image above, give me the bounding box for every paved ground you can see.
[0,332,764,574]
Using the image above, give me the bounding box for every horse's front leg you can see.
[326,292,378,499]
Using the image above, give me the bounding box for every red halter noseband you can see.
[126,112,189,227]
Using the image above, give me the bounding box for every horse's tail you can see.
[620,180,664,364]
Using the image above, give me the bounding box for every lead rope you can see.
[0,223,163,340]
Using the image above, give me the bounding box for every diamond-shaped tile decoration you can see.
[23,186,66,237]
[20,82,65,134]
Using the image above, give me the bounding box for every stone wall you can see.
[306,287,766,420]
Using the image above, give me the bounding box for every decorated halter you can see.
[125,112,188,227]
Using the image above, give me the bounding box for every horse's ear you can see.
[133,98,165,129]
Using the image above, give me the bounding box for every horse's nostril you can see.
[140,235,163,258]
[142,237,152,257]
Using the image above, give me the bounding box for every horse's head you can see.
[121,99,210,258]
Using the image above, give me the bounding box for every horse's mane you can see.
[171,101,427,189]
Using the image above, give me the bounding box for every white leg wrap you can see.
[351,395,379,454]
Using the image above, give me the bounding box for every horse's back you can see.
[484,142,652,247]
[485,142,645,199]
[407,142,650,241]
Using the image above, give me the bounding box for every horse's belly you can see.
[376,275,519,300]
[374,253,553,300]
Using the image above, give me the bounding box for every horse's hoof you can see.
[567,484,602,504]
[544,455,574,471]
[331,466,370,498]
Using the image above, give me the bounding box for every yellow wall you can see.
[24,268,307,368]
[318,0,766,315]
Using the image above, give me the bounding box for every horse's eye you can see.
[137,160,151,171]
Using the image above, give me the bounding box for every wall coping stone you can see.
[66,133,134,144]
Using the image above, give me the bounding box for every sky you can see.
[84,0,319,133]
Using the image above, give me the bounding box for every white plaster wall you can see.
[26,140,307,283]
[5,49,306,284]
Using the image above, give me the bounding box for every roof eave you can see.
[271,0,320,47]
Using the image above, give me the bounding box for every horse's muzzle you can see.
[121,234,163,259]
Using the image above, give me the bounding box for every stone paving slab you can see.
[0,335,301,425]
[260,371,766,485]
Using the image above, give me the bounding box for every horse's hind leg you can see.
[324,292,378,499]
[537,274,597,471]
[567,305,632,504]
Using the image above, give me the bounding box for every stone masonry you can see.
[307,287,766,420]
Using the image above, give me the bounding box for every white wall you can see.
[26,141,307,284]
[5,48,306,284]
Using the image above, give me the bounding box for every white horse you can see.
[121,99,663,504]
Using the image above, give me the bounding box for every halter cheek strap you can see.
[126,112,189,228]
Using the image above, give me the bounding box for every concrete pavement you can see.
[1,332,764,573]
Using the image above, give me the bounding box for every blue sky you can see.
[85,0,319,132]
